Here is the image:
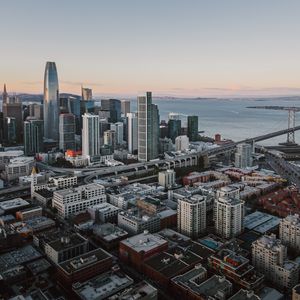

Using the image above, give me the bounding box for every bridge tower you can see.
[287,109,296,144]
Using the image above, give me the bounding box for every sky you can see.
[1,0,300,98]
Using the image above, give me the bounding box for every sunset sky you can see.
[1,0,300,97]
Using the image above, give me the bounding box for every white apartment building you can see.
[252,234,299,291]
[52,183,106,218]
[280,214,300,252]
[214,188,244,239]
[3,156,35,181]
[175,135,189,151]
[235,143,252,169]
[158,169,176,188]
[177,195,206,238]
[82,113,100,159]
[127,112,138,154]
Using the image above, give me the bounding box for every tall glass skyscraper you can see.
[137,92,159,161]
[24,119,44,156]
[43,62,59,141]
[187,115,199,142]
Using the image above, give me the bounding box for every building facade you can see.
[82,113,100,159]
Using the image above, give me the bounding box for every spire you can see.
[3,84,6,94]
[2,83,8,105]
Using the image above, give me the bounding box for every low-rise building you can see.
[118,210,160,235]
[3,156,35,181]
[88,202,120,224]
[57,248,113,287]
[0,198,30,214]
[119,231,168,272]
[45,233,89,264]
[16,206,42,221]
[52,183,106,218]
[72,268,134,300]
[93,223,128,250]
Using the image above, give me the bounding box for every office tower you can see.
[177,195,206,238]
[235,143,252,168]
[175,135,189,151]
[121,100,130,116]
[3,117,17,144]
[279,214,300,253]
[104,130,116,151]
[214,187,244,238]
[2,84,8,109]
[159,120,168,138]
[59,113,76,151]
[24,119,44,156]
[99,118,110,144]
[2,84,23,143]
[81,87,93,101]
[187,115,198,141]
[159,137,173,154]
[110,122,124,145]
[168,119,181,143]
[43,61,59,141]
[101,99,121,123]
[82,113,100,159]
[138,92,159,161]
[252,234,299,291]
[0,112,3,142]
[127,112,138,154]
[60,96,81,135]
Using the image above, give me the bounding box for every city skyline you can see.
[1,0,300,97]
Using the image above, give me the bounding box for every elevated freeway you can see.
[37,126,300,181]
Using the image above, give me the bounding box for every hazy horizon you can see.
[2,0,300,97]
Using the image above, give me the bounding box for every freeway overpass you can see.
[37,126,300,181]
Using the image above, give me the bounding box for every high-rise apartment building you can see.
[103,130,116,152]
[137,92,159,161]
[59,113,76,151]
[82,113,100,159]
[175,135,189,151]
[3,117,17,144]
[24,119,44,156]
[43,62,59,141]
[214,186,244,238]
[110,122,124,145]
[187,115,198,141]
[252,234,299,291]
[235,143,252,168]
[158,169,175,188]
[81,87,93,101]
[121,100,130,116]
[280,214,300,253]
[177,195,206,238]
[127,112,138,154]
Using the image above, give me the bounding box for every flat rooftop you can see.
[46,233,87,252]
[26,258,51,275]
[0,245,42,273]
[59,248,112,274]
[121,232,167,253]
[244,211,281,233]
[73,270,134,300]
[93,223,128,242]
[0,198,29,211]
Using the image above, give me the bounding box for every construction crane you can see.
[247,106,300,144]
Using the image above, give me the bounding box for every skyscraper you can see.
[110,122,124,145]
[168,119,181,143]
[24,119,44,156]
[137,92,159,161]
[4,117,17,144]
[81,87,93,101]
[2,84,8,109]
[43,62,59,141]
[59,113,76,151]
[121,100,130,116]
[82,113,101,159]
[127,112,138,154]
[103,130,116,152]
[187,115,198,141]
[101,99,121,123]
[235,143,252,168]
